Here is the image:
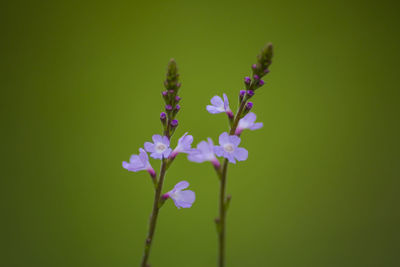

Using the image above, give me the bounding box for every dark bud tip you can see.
[171,119,178,127]
[160,112,167,120]
[165,104,173,111]
[264,69,270,74]
[247,90,255,97]
[162,193,169,200]
[246,102,253,110]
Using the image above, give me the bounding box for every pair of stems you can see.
[141,99,247,267]
[217,99,248,267]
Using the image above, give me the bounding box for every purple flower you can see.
[144,135,172,159]
[122,148,156,177]
[214,132,248,163]
[188,138,220,167]
[170,132,194,158]
[206,93,232,115]
[236,112,263,134]
[163,181,195,209]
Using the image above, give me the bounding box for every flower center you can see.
[223,143,234,153]
[155,142,167,153]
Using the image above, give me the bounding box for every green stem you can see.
[141,159,168,267]
[217,99,247,267]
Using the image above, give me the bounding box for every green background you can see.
[1,0,399,266]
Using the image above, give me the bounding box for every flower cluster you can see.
[122,59,195,209]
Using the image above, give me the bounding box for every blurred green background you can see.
[1,0,399,266]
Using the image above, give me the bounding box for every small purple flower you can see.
[253,74,259,80]
[170,132,194,158]
[165,104,173,111]
[122,148,156,177]
[160,112,166,120]
[206,93,231,115]
[235,112,263,134]
[259,79,265,86]
[175,95,181,102]
[188,138,220,168]
[214,132,248,164]
[175,104,181,111]
[144,135,172,159]
[244,76,251,84]
[239,90,246,97]
[163,181,195,209]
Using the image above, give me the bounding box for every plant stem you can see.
[141,159,168,267]
[217,99,247,267]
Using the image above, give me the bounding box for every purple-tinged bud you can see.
[252,64,257,70]
[162,91,168,96]
[227,110,234,119]
[165,104,173,111]
[162,193,170,200]
[259,79,265,86]
[160,112,167,120]
[247,90,255,97]
[176,83,181,88]
[168,90,174,94]
[175,104,181,111]
[175,95,181,102]
[264,69,270,74]
[171,119,178,127]
[253,74,259,80]
[244,76,251,84]
[239,90,246,103]
[246,102,253,111]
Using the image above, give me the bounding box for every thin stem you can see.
[217,99,247,267]
[141,158,168,267]
[218,158,228,267]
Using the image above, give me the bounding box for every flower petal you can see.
[150,152,163,159]
[214,146,224,157]
[206,105,224,114]
[174,190,195,208]
[152,134,163,143]
[226,153,236,164]
[174,180,190,190]
[139,148,148,163]
[144,142,155,152]
[210,95,224,107]
[188,151,206,163]
[163,148,172,158]
[223,93,230,110]
[243,112,257,124]
[234,147,248,161]
[250,122,263,130]
[219,132,230,145]
[162,135,170,146]
[229,135,241,146]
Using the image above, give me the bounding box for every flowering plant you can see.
[187,43,273,266]
[122,59,195,267]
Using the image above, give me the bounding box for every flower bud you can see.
[175,95,181,102]
[171,119,178,127]
[253,74,259,80]
[245,102,253,111]
[246,90,255,98]
[244,76,251,85]
[259,79,265,86]
[165,104,173,111]
[239,90,246,102]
